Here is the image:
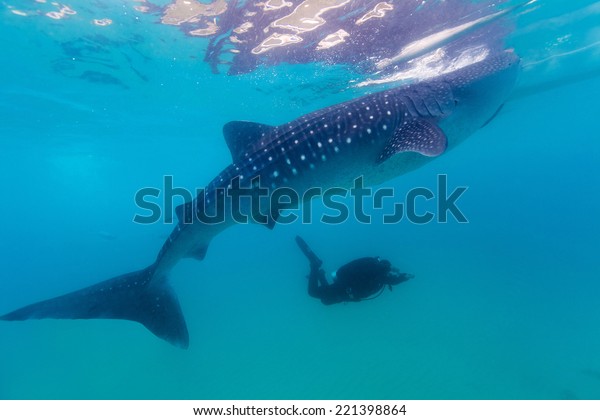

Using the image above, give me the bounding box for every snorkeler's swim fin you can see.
[295,236,323,268]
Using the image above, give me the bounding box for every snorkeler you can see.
[295,236,413,305]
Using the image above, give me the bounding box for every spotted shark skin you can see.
[0,51,519,348]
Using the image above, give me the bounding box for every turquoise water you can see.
[1,0,600,399]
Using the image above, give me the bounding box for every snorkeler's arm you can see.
[390,269,414,284]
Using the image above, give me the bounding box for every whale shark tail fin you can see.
[0,266,189,349]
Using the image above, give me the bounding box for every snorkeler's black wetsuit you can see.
[295,236,412,305]
[309,257,392,305]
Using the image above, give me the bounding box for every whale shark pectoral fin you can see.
[250,202,277,229]
[264,212,278,230]
[377,119,447,163]
[261,192,299,229]
[223,121,275,162]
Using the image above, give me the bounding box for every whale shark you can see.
[0,50,519,348]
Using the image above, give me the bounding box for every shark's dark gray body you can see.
[0,51,519,348]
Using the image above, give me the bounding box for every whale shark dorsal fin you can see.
[223,121,275,162]
[377,119,447,163]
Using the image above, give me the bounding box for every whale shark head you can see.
[367,49,519,185]
[441,50,520,147]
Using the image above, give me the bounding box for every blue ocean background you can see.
[1,0,599,399]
